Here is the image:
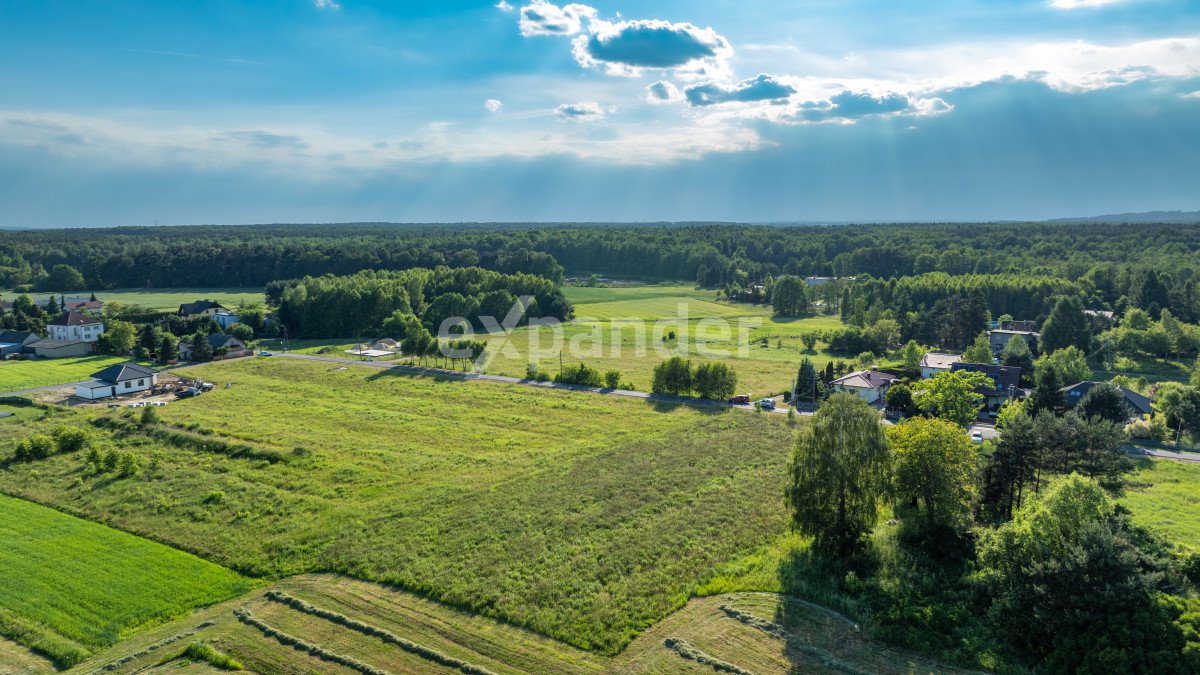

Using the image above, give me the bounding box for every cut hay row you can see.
[90,415,285,463]
[264,590,496,675]
[233,608,390,675]
[662,637,754,675]
[717,604,872,675]
[89,621,215,673]
[0,607,89,669]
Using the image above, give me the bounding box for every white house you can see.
[988,329,1038,356]
[74,362,158,400]
[212,311,240,330]
[829,369,897,404]
[46,310,103,343]
[920,352,962,379]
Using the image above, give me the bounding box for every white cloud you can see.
[518,0,596,37]
[571,18,733,80]
[485,99,504,113]
[646,80,683,103]
[1183,90,1200,99]
[495,1,514,11]
[313,0,340,10]
[1049,0,1127,9]
[684,74,796,106]
[555,101,606,120]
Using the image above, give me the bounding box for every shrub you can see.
[140,406,161,426]
[52,426,90,454]
[603,369,622,389]
[1127,416,1170,441]
[554,362,603,387]
[12,434,54,462]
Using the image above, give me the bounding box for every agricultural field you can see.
[15,287,265,312]
[78,574,966,674]
[0,354,135,394]
[0,493,253,669]
[0,357,796,657]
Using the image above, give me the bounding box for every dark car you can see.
[177,387,200,399]
[729,394,751,405]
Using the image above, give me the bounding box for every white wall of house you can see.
[47,322,104,343]
[920,366,950,379]
[75,382,115,400]
[832,383,883,404]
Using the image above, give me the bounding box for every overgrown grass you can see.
[0,354,135,393]
[17,287,265,311]
[1123,458,1200,550]
[0,357,794,655]
[0,494,252,667]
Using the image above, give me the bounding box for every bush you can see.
[693,362,737,400]
[12,434,54,462]
[140,405,160,426]
[1127,416,1170,441]
[604,369,622,389]
[51,426,90,454]
[651,356,693,396]
[554,362,603,387]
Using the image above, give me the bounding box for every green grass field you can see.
[17,287,265,312]
[0,493,252,668]
[1122,458,1200,550]
[0,357,794,656]
[0,354,135,393]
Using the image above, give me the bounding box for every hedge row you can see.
[90,416,285,463]
[233,608,388,675]
[662,637,754,675]
[90,621,216,673]
[264,590,495,675]
[717,604,870,675]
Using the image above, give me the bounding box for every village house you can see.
[829,369,897,404]
[0,330,39,357]
[62,297,104,314]
[74,362,158,400]
[178,299,227,320]
[920,352,962,379]
[1060,381,1152,422]
[950,362,1022,417]
[988,329,1038,356]
[211,311,240,330]
[46,310,104,343]
[179,333,249,361]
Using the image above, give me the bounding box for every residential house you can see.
[211,311,240,330]
[988,329,1038,356]
[950,362,1022,416]
[75,362,158,400]
[919,352,962,379]
[1084,309,1117,331]
[0,330,39,357]
[829,369,897,404]
[1060,381,1152,422]
[804,276,835,286]
[179,333,249,361]
[27,339,93,358]
[178,299,227,320]
[62,297,103,315]
[46,311,103,343]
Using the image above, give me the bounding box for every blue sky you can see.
[1,0,1198,226]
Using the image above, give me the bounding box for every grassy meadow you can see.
[17,287,265,312]
[0,354,136,393]
[1123,458,1200,550]
[0,357,795,656]
[0,493,252,668]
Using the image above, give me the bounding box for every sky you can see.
[1,0,1198,227]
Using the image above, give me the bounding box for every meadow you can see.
[0,354,136,393]
[1122,458,1200,550]
[0,357,795,656]
[0,493,252,668]
[16,287,265,311]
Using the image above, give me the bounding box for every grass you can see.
[1122,458,1200,550]
[16,287,265,312]
[0,357,795,656]
[79,574,966,675]
[0,493,253,667]
[0,354,137,393]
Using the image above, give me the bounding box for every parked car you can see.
[729,394,751,405]
[258,351,274,356]
[758,398,776,411]
[177,387,200,399]
[971,430,984,443]
[199,382,215,392]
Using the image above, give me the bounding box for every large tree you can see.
[912,370,993,427]
[771,276,810,317]
[1040,295,1091,354]
[795,357,818,403]
[888,417,977,535]
[786,392,892,557]
[1033,345,1090,388]
[962,332,994,364]
[1028,366,1065,415]
[1076,382,1132,425]
[651,356,693,396]
[999,332,1035,385]
[692,362,737,400]
[97,320,136,356]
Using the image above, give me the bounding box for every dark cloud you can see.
[573,19,731,74]
[684,74,796,106]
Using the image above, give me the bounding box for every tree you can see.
[227,322,253,342]
[795,357,818,403]
[1076,382,1132,425]
[888,417,977,535]
[912,370,992,427]
[999,332,1035,385]
[156,333,179,365]
[693,362,738,400]
[97,319,136,356]
[863,319,901,353]
[800,332,819,352]
[651,356,693,396]
[1033,345,1090,388]
[1154,382,1200,446]
[979,475,1189,672]
[188,332,213,362]
[1028,366,1064,415]
[603,369,621,389]
[45,295,59,315]
[43,264,86,291]
[899,340,923,373]
[884,382,916,417]
[771,276,810,317]
[962,332,994,364]
[786,393,892,557]
[1040,295,1091,353]
[137,323,160,354]
[1123,307,1152,331]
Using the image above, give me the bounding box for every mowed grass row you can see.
[0,355,135,393]
[0,358,795,655]
[0,493,252,666]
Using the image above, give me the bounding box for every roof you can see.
[831,369,897,389]
[91,362,156,383]
[1084,309,1115,319]
[76,380,115,391]
[0,330,37,344]
[28,339,88,349]
[47,310,100,327]
[178,300,226,315]
[1060,381,1152,415]
[950,362,1022,393]
[64,299,102,310]
[207,333,245,349]
[920,352,962,370]
[989,329,1038,337]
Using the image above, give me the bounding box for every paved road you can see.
[1126,445,1200,463]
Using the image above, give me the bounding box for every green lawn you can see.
[0,354,135,393]
[0,357,795,656]
[18,287,264,311]
[0,493,252,667]
[1122,458,1200,550]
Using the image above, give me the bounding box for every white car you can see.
[970,430,984,443]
